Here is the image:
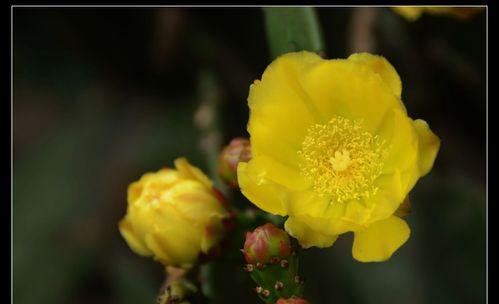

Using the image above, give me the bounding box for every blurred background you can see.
[13,7,486,304]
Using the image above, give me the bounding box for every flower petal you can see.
[285,216,338,248]
[169,181,229,226]
[248,52,322,149]
[174,157,213,188]
[378,108,419,176]
[347,53,403,99]
[300,59,405,132]
[249,116,302,168]
[244,155,310,191]
[413,119,440,176]
[367,170,405,223]
[237,161,288,215]
[119,218,153,257]
[352,216,410,262]
[145,230,200,269]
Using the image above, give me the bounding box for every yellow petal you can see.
[378,108,419,175]
[413,119,440,176]
[352,216,410,262]
[248,52,322,149]
[174,157,213,189]
[348,53,403,99]
[119,218,153,257]
[290,212,360,237]
[127,171,174,204]
[286,192,368,235]
[145,230,199,269]
[300,58,405,132]
[392,7,424,21]
[244,155,310,191]
[285,216,338,248]
[200,215,227,253]
[249,116,302,168]
[237,161,287,215]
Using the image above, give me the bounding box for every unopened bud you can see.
[275,281,284,290]
[217,137,252,188]
[241,223,292,265]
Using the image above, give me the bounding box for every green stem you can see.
[263,7,326,59]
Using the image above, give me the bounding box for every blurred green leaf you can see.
[263,7,325,59]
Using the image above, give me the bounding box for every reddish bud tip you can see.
[242,223,292,265]
[218,137,252,188]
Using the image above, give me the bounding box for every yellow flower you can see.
[119,158,230,269]
[392,6,482,21]
[237,51,440,262]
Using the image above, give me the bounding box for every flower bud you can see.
[119,157,230,269]
[241,223,292,265]
[276,297,310,304]
[217,137,252,188]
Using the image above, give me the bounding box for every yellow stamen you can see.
[329,150,351,172]
[298,116,387,203]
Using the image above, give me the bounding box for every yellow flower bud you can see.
[118,157,230,269]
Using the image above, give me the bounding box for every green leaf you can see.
[263,7,325,60]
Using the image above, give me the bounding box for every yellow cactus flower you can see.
[392,6,483,21]
[237,51,440,262]
[119,158,230,269]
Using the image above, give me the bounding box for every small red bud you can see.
[241,223,292,265]
[255,286,263,294]
[275,281,284,290]
[218,137,252,188]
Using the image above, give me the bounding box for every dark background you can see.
[13,7,486,304]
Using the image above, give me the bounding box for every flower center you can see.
[298,116,387,203]
[329,149,351,172]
